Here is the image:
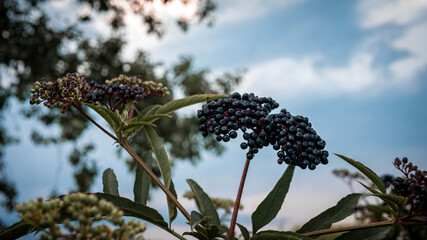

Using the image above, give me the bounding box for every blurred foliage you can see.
[0,0,243,211]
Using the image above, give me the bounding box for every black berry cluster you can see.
[197,92,328,170]
[392,157,427,215]
[30,73,170,112]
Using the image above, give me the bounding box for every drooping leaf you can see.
[252,230,311,240]
[155,94,227,115]
[102,168,119,196]
[372,193,406,217]
[95,193,169,229]
[252,165,295,234]
[186,179,221,227]
[335,154,386,193]
[297,193,362,234]
[357,181,399,216]
[144,126,172,189]
[167,180,178,226]
[236,223,250,240]
[133,152,153,205]
[81,102,121,132]
[335,225,391,240]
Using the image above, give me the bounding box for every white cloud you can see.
[241,52,382,101]
[389,22,427,80]
[216,0,304,23]
[357,0,427,28]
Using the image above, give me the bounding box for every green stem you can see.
[121,138,191,222]
[228,158,251,240]
[73,104,118,141]
[302,220,393,237]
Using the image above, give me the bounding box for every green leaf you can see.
[168,180,178,227]
[252,231,311,240]
[335,226,391,240]
[133,152,153,205]
[139,104,161,117]
[144,126,172,188]
[190,211,205,229]
[335,154,386,193]
[372,193,406,217]
[136,113,173,123]
[81,102,121,131]
[183,231,209,240]
[297,193,362,234]
[102,168,119,196]
[236,223,250,240]
[252,165,295,234]
[186,179,221,227]
[95,193,169,229]
[144,126,176,223]
[357,181,400,216]
[155,94,227,115]
[0,221,35,240]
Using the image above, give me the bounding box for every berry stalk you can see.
[228,158,251,240]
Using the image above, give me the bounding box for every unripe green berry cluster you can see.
[15,192,146,240]
[392,157,427,215]
[29,73,90,112]
[197,92,328,170]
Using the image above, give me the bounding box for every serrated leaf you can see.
[81,102,121,131]
[252,231,311,240]
[186,179,221,227]
[236,223,250,240]
[133,152,153,205]
[335,225,391,240]
[252,165,295,234]
[102,168,119,196]
[155,94,227,115]
[335,154,386,193]
[297,193,362,234]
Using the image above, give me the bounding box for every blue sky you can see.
[2,0,427,239]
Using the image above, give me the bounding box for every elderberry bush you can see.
[197,92,328,170]
[392,157,427,215]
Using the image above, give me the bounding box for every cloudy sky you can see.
[3,0,427,239]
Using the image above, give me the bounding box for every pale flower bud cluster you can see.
[15,192,146,240]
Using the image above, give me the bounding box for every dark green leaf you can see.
[252,231,311,240]
[155,94,227,115]
[0,221,35,240]
[252,165,295,234]
[335,154,386,193]
[133,152,153,205]
[297,193,362,234]
[81,102,121,131]
[168,180,178,226]
[136,113,172,123]
[183,231,209,240]
[186,179,221,227]
[236,223,250,240]
[190,211,205,229]
[372,193,406,217]
[95,193,169,229]
[123,121,156,131]
[335,226,391,240]
[357,181,399,216]
[102,168,119,196]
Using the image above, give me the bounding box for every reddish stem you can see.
[228,158,251,240]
